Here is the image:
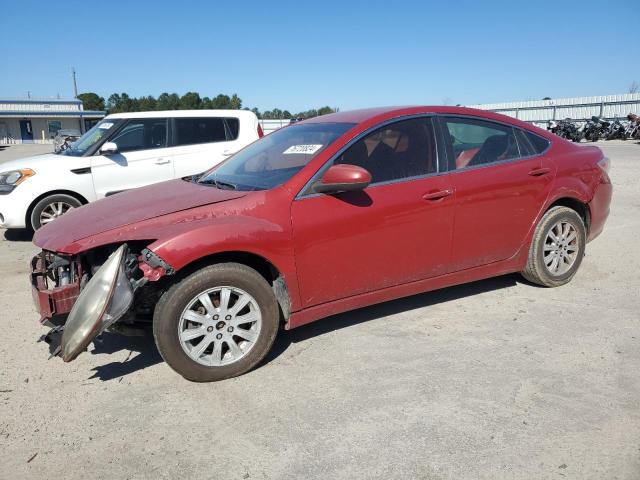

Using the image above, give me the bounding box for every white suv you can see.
[0,110,262,230]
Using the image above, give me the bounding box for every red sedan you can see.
[31,106,612,381]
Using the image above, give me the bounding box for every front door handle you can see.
[422,189,453,201]
[528,167,551,177]
[155,158,171,165]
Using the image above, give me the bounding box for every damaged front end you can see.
[32,243,171,362]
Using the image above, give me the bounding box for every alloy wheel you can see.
[40,201,74,225]
[543,220,579,275]
[178,286,262,366]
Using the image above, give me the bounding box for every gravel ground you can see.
[0,142,638,480]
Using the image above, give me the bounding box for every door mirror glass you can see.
[313,164,371,194]
[100,142,119,155]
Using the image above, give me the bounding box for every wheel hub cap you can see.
[543,220,579,275]
[178,286,262,367]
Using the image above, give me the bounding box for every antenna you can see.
[72,67,78,98]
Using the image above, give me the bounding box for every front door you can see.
[439,116,555,272]
[91,118,174,198]
[291,117,455,308]
[19,120,33,143]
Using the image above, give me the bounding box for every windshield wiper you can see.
[213,179,237,190]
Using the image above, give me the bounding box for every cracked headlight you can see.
[61,244,135,362]
[0,168,35,194]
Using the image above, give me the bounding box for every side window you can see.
[225,118,240,140]
[110,119,167,153]
[334,117,437,184]
[174,117,233,146]
[443,117,519,170]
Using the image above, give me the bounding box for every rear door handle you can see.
[422,189,453,201]
[222,150,235,157]
[528,167,550,176]
[155,158,171,165]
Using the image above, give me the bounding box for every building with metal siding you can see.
[0,98,105,144]
[469,93,640,128]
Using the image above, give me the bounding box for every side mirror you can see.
[313,164,371,194]
[100,141,119,155]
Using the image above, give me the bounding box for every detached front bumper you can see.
[30,252,81,324]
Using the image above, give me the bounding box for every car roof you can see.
[106,109,257,120]
[304,105,542,133]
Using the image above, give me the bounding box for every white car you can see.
[0,110,262,230]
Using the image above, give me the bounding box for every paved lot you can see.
[0,143,52,164]
[0,142,639,479]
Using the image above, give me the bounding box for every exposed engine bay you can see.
[32,242,173,361]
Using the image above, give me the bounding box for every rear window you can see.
[173,117,239,146]
[515,129,551,156]
[226,118,240,139]
[526,131,550,154]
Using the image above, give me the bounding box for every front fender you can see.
[148,216,290,271]
[146,216,301,311]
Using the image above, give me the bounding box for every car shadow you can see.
[86,273,522,381]
[88,327,163,381]
[3,228,34,242]
[262,273,521,367]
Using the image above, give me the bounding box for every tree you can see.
[157,92,181,110]
[211,94,232,109]
[629,81,639,94]
[317,106,335,116]
[77,92,105,111]
[180,92,202,109]
[230,94,242,110]
[137,95,157,111]
[542,96,552,100]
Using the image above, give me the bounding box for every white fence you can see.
[259,119,291,135]
[470,93,640,128]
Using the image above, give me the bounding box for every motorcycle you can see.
[605,119,627,140]
[583,116,609,142]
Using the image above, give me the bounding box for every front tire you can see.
[30,194,82,230]
[521,206,586,287]
[153,263,279,382]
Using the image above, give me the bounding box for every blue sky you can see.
[1,0,638,112]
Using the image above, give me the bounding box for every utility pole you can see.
[72,67,78,98]
[72,67,84,133]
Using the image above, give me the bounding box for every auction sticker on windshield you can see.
[283,144,323,155]
[98,122,114,129]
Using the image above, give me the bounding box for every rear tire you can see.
[30,193,82,230]
[153,263,279,382]
[521,206,586,287]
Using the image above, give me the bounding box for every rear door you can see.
[438,116,554,272]
[170,117,244,177]
[90,118,173,198]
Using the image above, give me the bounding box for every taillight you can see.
[597,157,610,173]
[257,123,264,138]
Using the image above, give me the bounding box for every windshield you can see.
[60,119,123,157]
[198,122,354,191]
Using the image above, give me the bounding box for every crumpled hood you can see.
[33,178,247,250]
